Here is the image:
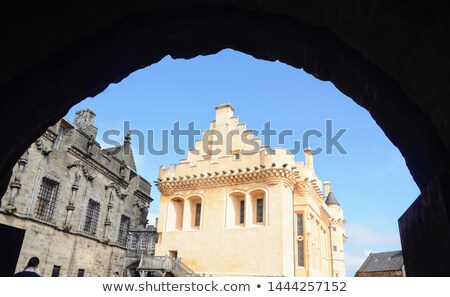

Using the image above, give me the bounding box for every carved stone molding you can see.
[158,168,297,195]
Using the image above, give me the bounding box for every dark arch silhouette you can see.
[1,2,450,276]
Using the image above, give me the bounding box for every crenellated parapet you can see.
[158,166,298,195]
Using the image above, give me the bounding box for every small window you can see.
[52,265,61,277]
[298,240,305,267]
[150,237,156,250]
[129,235,137,250]
[239,200,245,224]
[78,269,85,277]
[333,227,336,232]
[233,153,240,160]
[333,245,338,252]
[249,190,266,225]
[297,213,305,267]
[139,236,148,251]
[195,203,202,227]
[297,214,304,237]
[227,192,246,228]
[256,198,264,223]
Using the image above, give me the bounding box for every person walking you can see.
[14,257,41,277]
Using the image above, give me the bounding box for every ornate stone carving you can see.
[7,150,29,208]
[158,168,297,196]
[35,138,52,155]
[67,160,95,181]
[119,160,127,178]
[86,135,94,155]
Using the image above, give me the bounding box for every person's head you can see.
[27,257,40,268]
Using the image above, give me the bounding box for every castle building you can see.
[0,109,155,277]
[155,104,346,277]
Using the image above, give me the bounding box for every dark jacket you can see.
[14,270,41,277]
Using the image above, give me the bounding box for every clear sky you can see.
[66,49,419,277]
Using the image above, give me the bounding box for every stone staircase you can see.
[137,256,199,277]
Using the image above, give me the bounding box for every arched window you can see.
[167,197,185,231]
[139,236,148,251]
[186,195,203,230]
[129,235,137,250]
[226,191,246,228]
[249,189,267,225]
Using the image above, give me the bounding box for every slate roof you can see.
[102,144,137,171]
[325,191,340,205]
[357,250,404,273]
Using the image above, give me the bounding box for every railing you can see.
[169,257,199,277]
[141,256,170,271]
[137,256,200,277]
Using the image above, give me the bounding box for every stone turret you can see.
[323,182,346,277]
[325,191,340,206]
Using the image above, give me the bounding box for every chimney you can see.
[304,147,314,168]
[215,103,235,125]
[324,181,331,197]
[74,109,98,138]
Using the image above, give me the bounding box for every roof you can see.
[102,143,137,171]
[325,191,340,205]
[357,251,404,273]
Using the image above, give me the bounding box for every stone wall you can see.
[1,215,125,277]
[399,174,450,276]
[0,113,152,276]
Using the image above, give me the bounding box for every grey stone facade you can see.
[0,109,155,277]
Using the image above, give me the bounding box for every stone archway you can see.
[1,1,450,276]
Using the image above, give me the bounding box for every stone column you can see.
[103,187,115,243]
[64,171,81,231]
[5,151,28,213]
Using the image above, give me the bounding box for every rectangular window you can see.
[117,215,130,246]
[298,240,305,267]
[195,203,202,227]
[233,153,240,160]
[239,200,245,224]
[82,199,100,235]
[297,214,304,237]
[256,198,264,223]
[333,245,338,252]
[333,227,336,232]
[297,213,304,267]
[34,177,60,222]
[51,265,61,277]
[77,269,85,277]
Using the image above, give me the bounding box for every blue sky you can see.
[66,49,419,276]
